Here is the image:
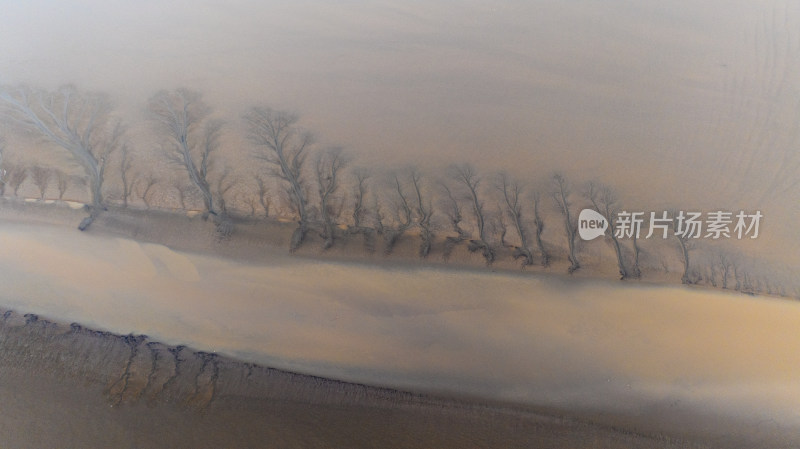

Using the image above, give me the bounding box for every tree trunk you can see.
[679,239,691,284]
[321,196,335,250]
[631,233,642,278]
[79,161,105,231]
[610,233,628,280]
[290,221,308,253]
[533,198,549,267]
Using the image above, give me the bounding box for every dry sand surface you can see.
[0,202,798,448]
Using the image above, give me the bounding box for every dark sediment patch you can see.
[0,306,708,449]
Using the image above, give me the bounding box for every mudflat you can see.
[0,308,701,449]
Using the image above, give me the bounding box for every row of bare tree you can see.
[0,165,80,201]
[0,84,795,299]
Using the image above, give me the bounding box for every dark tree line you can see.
[0,84,795,298]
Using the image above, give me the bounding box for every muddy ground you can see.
[0,308,709,449]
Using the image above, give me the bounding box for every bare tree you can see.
[733,263,754,293]
[119,144,136,208]
[149,88,221,219]
[714,249,736,289]
[382,174,413,255]
[349,168,369,230]
[137,176,159,209]
[4,163,27,196]
[494,206,511,248]
[0,85,123,229]
[498,173,533,267]
[451,164,494,265]
[373,198,386,236]
[346,168,376,252]
[172,182,194,211]
[240,192,258,217]
[410,169,434,258]
[0,137,5,197]
[30,166,52,200]
[531,190,550,267]
[671,211,697,285]
[245,107,313,252]
[630,231,642,278]
[213,169,236,240]
[702,260,718,288]
[215,168,236,215]
[55,169,69,200]
[255,175,271,218]
[315,147,347,250]
[586,181,628,279]
[552,173,580,273]
[440,182,469,261]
